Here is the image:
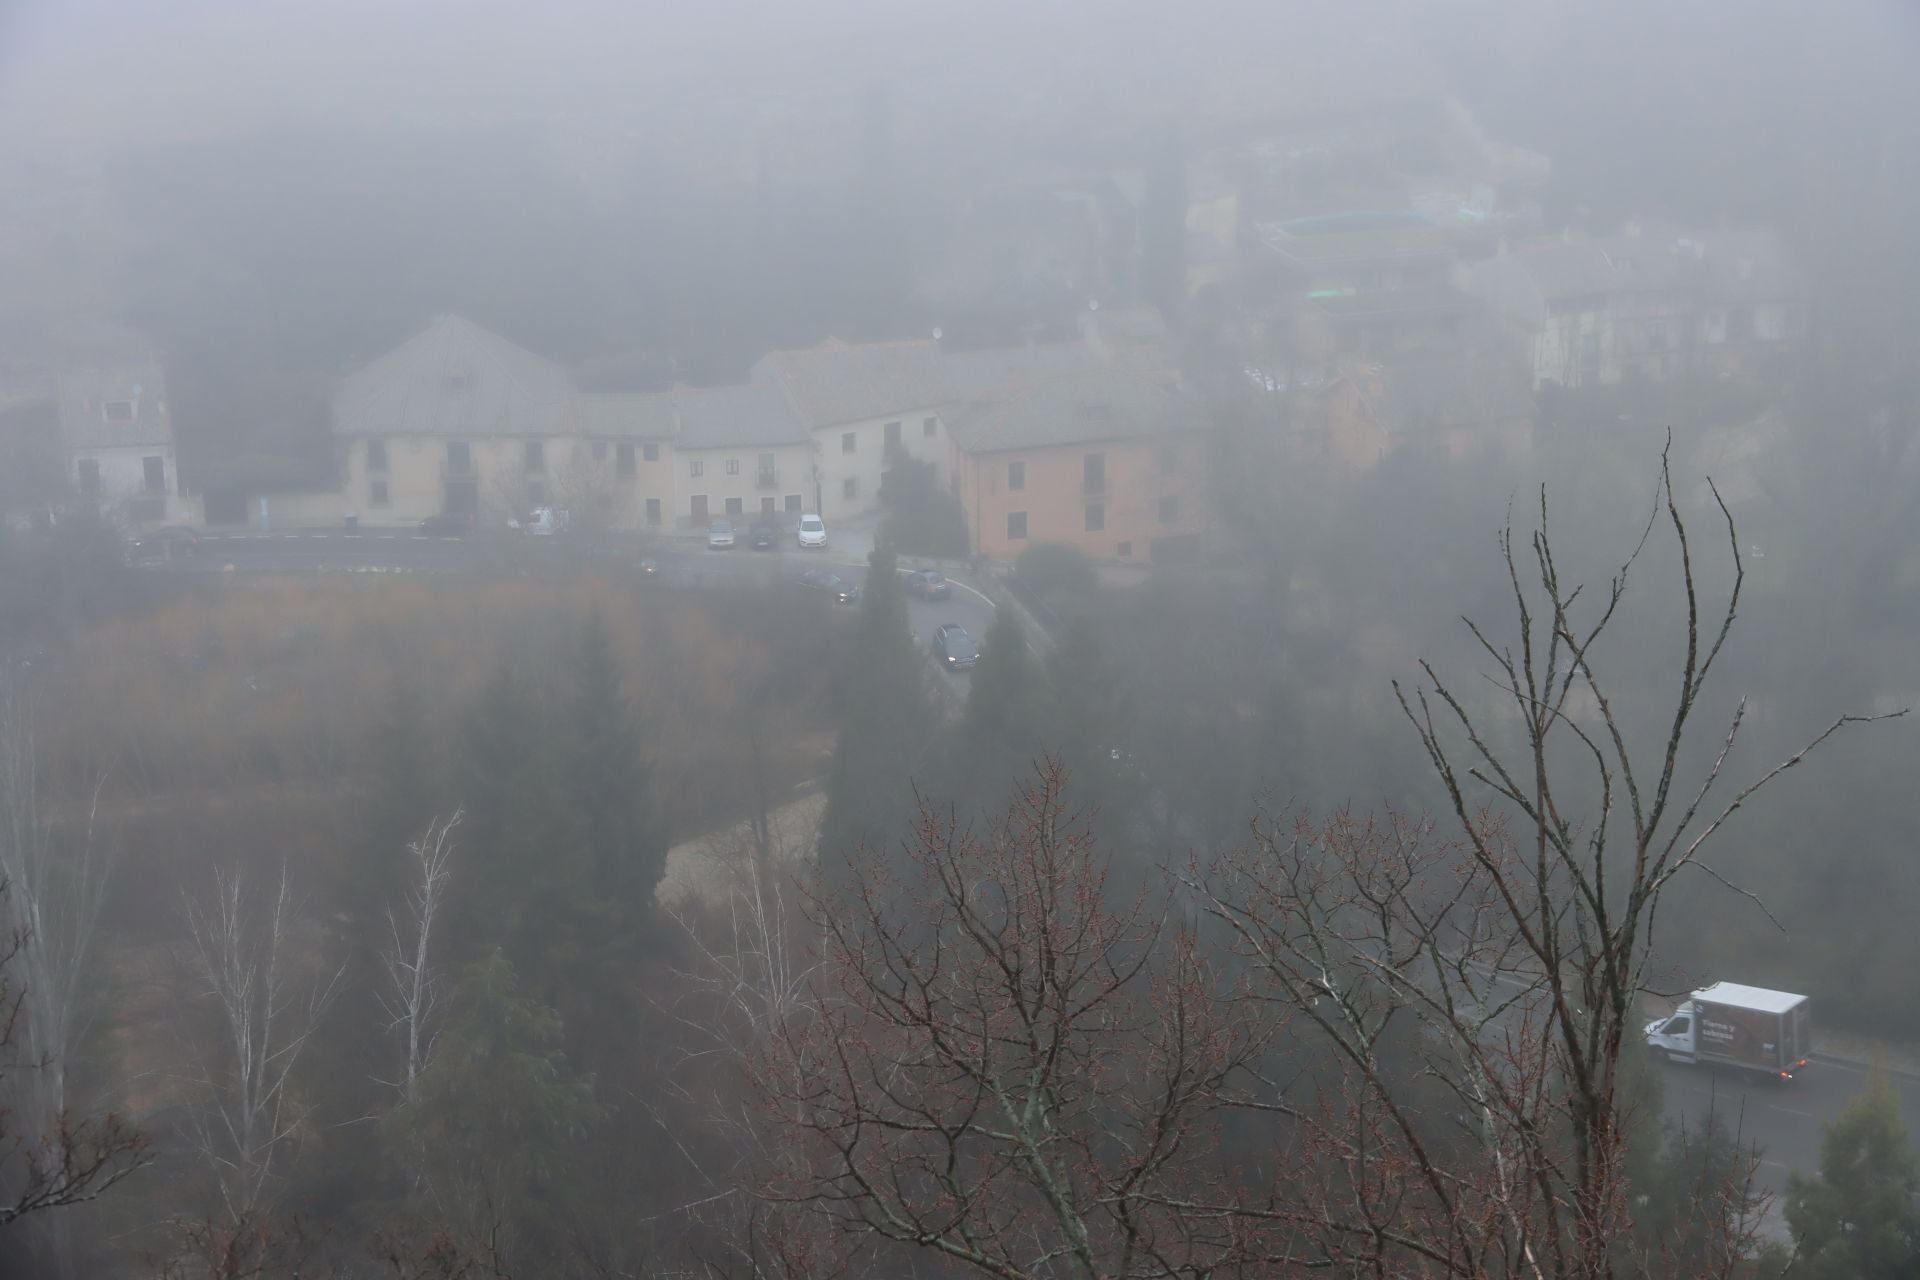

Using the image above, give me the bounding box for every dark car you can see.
[903,568,951,600]
[797,568,861,605]
[932,623,978,671]
[132,525,201,564]
[419,511,472,536]
[750,522,777,550]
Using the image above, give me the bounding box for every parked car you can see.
[133,525,201,563]
[797,514,827,548]
[750,522,777,550]
[707,518,736,550]
[526,506,570,536]
[797,567,860,604]
[903,568,951,600]
[931,623,978,671]
[419,511,472,536]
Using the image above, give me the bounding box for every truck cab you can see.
[1644,1005,1699,1058]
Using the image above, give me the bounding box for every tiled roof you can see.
[57,360,174,450]
[751,340,952,427]
[669,382,810,450]
[943,366,1201,454]
[570,392,678,440]
[333,314,574,438]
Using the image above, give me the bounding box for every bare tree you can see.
[0,677,147,1231]
[0,678,118,1155]
[380,811,462,1103]
[1189,450,1895,1277]
[183,866,342,1222]
[749,765,1289,1280]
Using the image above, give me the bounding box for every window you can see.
[757,452,776,486]
[103,400,135,422]
[643,442,660,462]
[785,493,802,513]
[725,458,741,476]
[617,443,636,478]
[689,459,704,478]
[1158,444,1176,473]
[445,373,471,392]
[77,459,100,495]
[841,431,857,454]
[591,440,607,462]
[367,439,389,473]
[1117,541,1133,558]
[1158,495,1178,524]
[1008,460,1025,491]
[725,497,744,515]
[884,420,901,450]
[762,497,776,516]
[842,476,858,500]
[645,497,661,526]
[1085,502,1104,533]
[370,478,390,507]
[1007,511,1028,540]
[143,455,166,494]
[526,477,547,506]
[524,441,545,474]
[1082,452,1105,494]
[923,416,938,438]
[447,441,472,475]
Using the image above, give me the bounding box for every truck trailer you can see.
[1644,982,1812,1079]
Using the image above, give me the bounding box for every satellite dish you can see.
[931,327,943,341]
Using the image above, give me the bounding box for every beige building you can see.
[331,316,812,532]
[750,340,953,522]
[58,354,196,529]
[947,366,1211,563]
[662,382,812,527]
[325,310,1207,560]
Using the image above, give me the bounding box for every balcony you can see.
[756,469,779,489]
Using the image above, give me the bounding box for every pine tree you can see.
[818,543,933,880]
[1785,1068,1920,1278]
[349,682,445,936]
[565,614,659,910]
[451,663,582,974]
[951,606,1045,809]
[395,948,600,1265]
[1040,611,1136,832]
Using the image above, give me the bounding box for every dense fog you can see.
[1,2,1918,1275]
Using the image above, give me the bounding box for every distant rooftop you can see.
[943,366,1200,454]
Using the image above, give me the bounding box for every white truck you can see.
[1644,982,1812,1080]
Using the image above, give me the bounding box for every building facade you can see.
[947,367,1210,563]
[57,356,196,528]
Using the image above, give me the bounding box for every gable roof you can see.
[571,392,678,440]
[669,382,810,450]
[57,358,174,450]
[334,314,574,438]
[752,340,953,428]
[944,367,1201,455]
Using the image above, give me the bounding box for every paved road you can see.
[1658,1052,1920,1235]
[1658,1051,1920,1176]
